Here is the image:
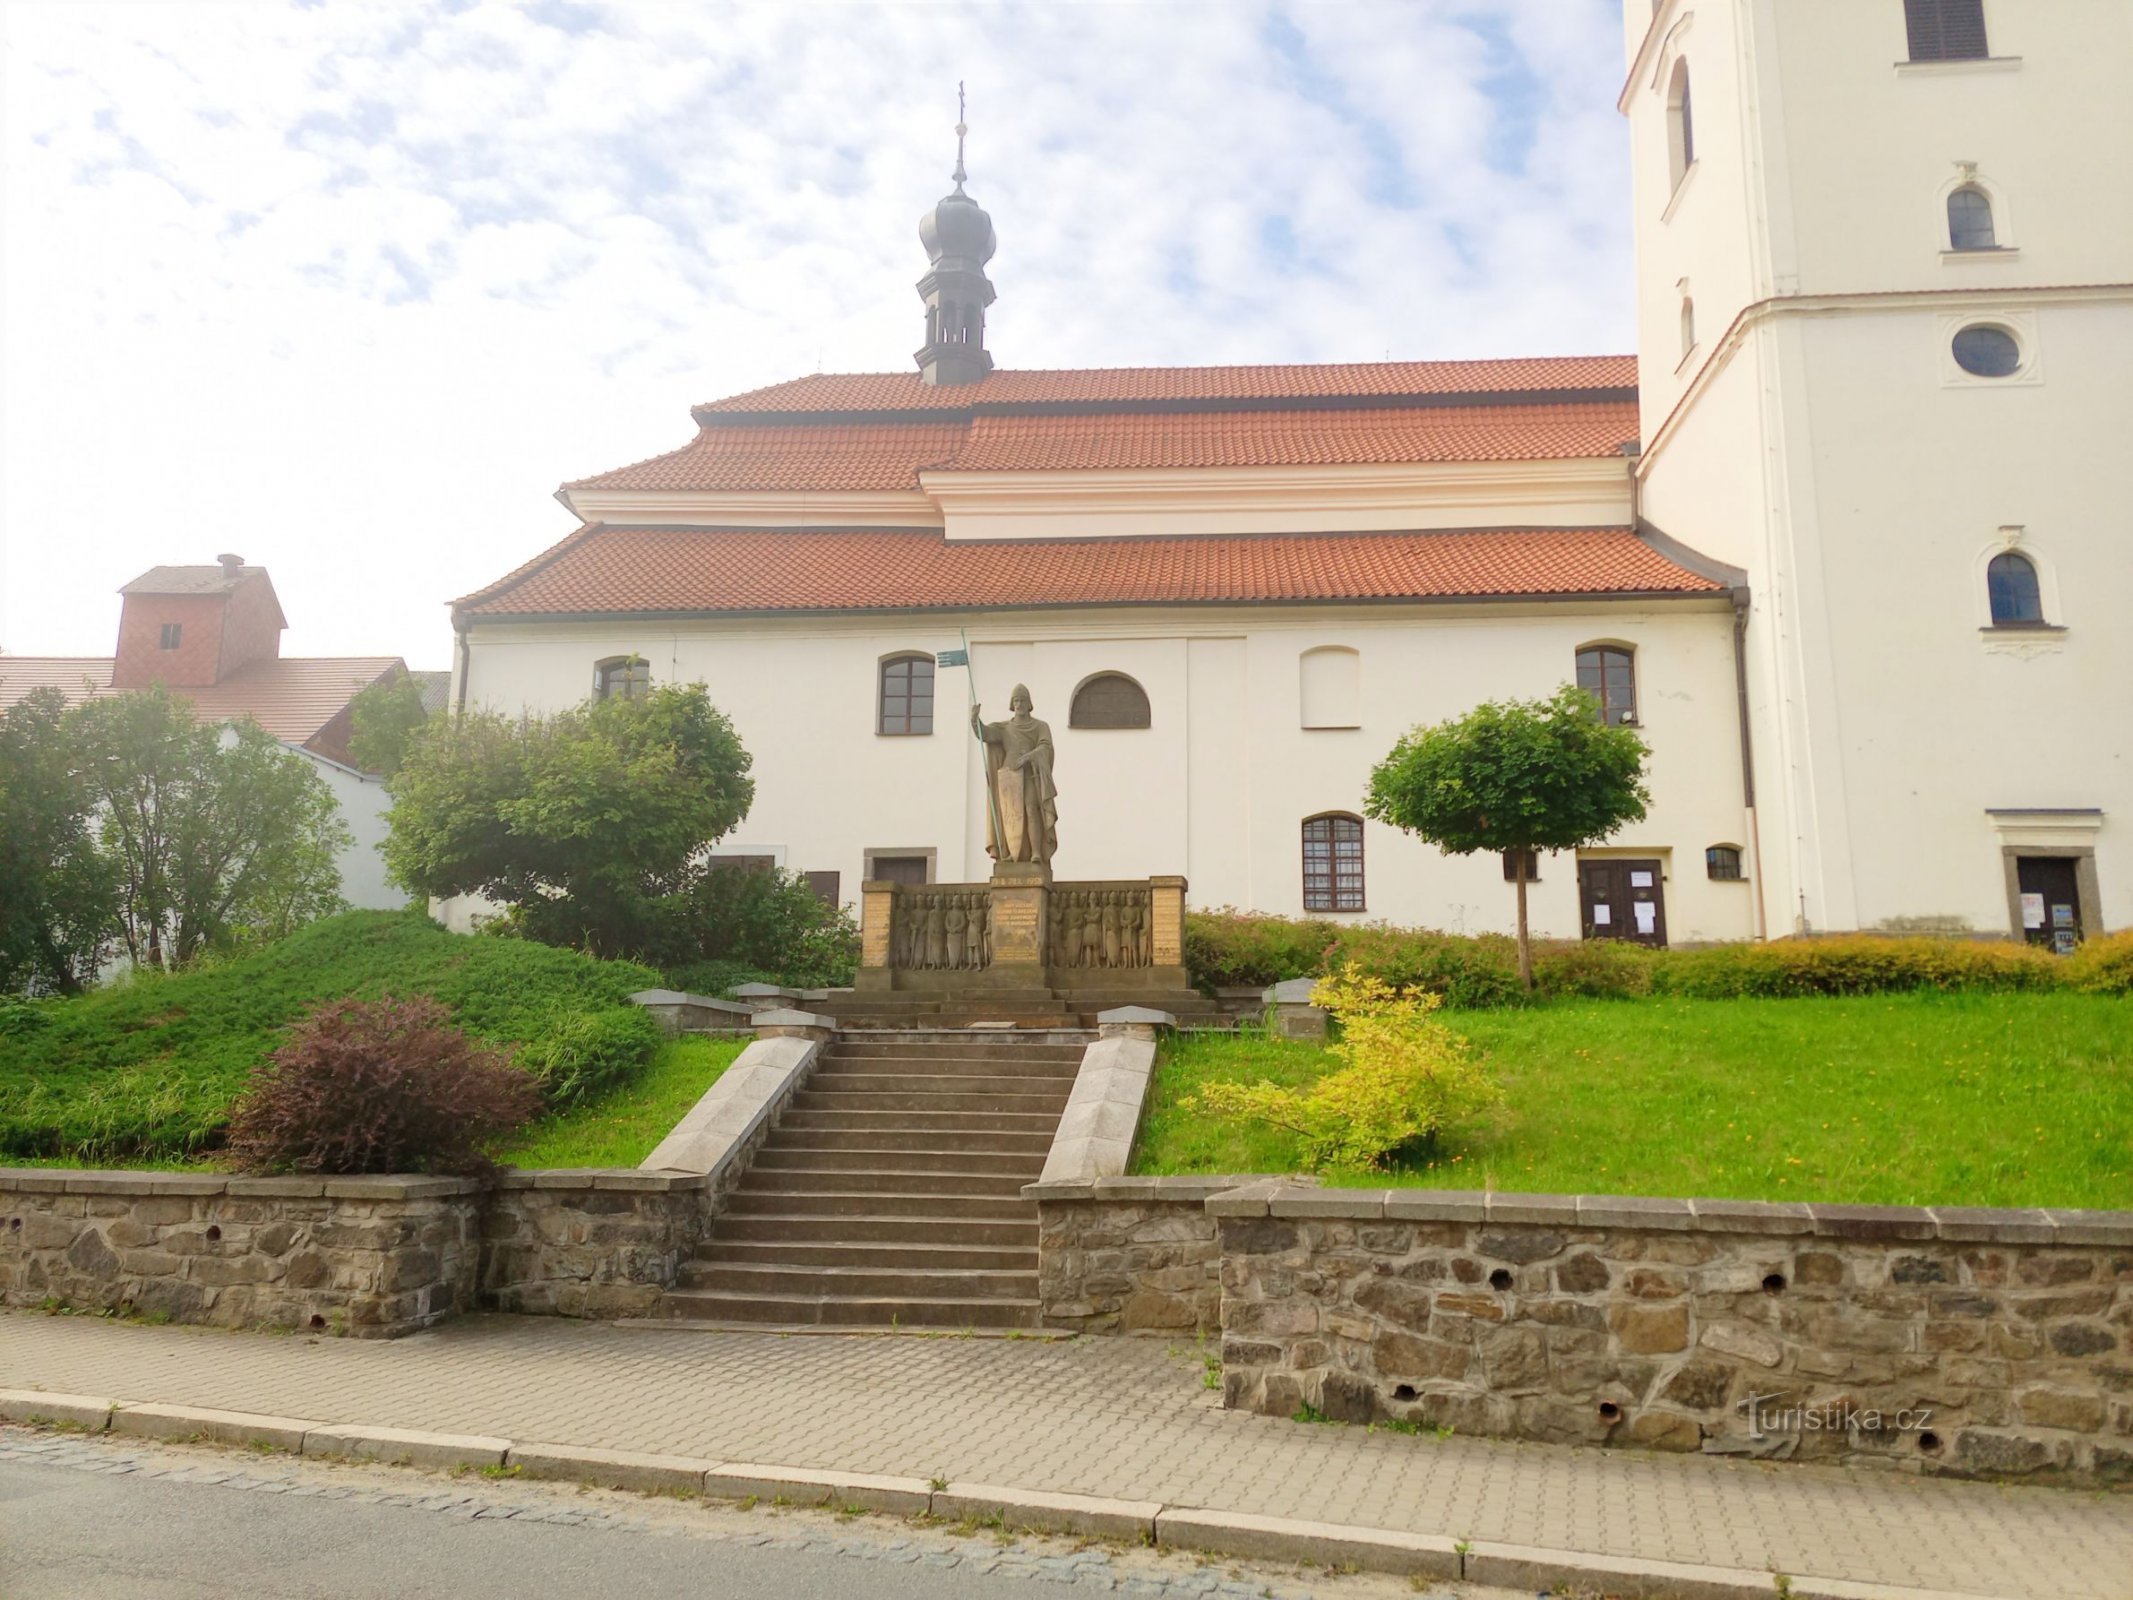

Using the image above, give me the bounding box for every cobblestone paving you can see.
[0,1429,1466,1600]
[5,1310,2127,1598]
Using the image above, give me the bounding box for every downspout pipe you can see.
[453,615,472,720]
[1732,589,1769,941]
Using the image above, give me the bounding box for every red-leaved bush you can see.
[226,994,541,1175]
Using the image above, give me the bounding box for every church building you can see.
[449,0,2128,949]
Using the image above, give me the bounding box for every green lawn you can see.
[1135,993,2133,1209]
[491,1036,743,1169]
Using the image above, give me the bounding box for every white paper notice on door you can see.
[1629,870,1654,888]
[1591,905,1611,925]
[1634,902,1657,935]
[2020,892,2046,929]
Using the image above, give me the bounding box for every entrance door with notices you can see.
[1580,858,1668,947]
[2015,857,2083,954]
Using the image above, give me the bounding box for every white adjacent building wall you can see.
[1624,0,2132,938]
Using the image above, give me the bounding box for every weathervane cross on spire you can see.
[953,80,969,190]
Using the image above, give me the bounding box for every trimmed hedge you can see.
[1186,910,2128,1008]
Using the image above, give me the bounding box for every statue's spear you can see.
[938,628,1005,867]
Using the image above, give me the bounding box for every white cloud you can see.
[0,0,1634,665]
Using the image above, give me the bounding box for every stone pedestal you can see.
[985,867,1050,986]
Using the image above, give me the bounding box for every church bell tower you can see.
[915,91,997,386]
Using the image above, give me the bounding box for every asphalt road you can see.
[0,1434,1494,1600]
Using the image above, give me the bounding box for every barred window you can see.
[1905,0,1987,62]
[1302,814,1365,913]
[1706,845,1745,881]
[1502,850,1541,883]
[878,655,935,735]
[1069,672,1151,729]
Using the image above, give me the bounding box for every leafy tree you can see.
[346,670,431,776]
[0,687,120,993]
[70,688,350,971]
[1365,684,1650,992]
[384,684,756,957]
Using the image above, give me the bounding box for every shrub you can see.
[1188,965,1498,1170]
[512,1004,662,1112]
[647,865,859,988]
[2065,930,2133,996]
[1183,910,1339,990]
[227,994,541,1176]
[1326,923,1526,1009]
[1531,937,1659,1001]
[1652,935,2062,999]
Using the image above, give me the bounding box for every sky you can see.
[0,0,1635,669]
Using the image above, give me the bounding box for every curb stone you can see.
[112,1403,320,1453]
[2,1405,2034,1600]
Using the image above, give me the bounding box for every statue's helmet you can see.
[1010,683,1033,711]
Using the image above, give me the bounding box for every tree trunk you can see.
[1514,853,1533,992]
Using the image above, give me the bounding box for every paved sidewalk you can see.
[3,1310,2126,1599]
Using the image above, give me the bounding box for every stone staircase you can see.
[661,1031,1089,1329]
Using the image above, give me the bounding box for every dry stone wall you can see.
[1029,1177,1238,1332]
[482,1171,708,1318]
[1211,1188,2133,1485]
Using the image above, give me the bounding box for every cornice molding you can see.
[560,487,942,529]
[920,457,1634,541]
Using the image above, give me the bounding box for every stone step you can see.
[658,1290,1041,1329]
[751,1147,1045,1177]
[809,1068,1080,1092]
[791,1089,1070,1115]
[687,1239,1037,1271]
[779,1109,1062,1135]
[738,1166,1033,1198]
[680,1262,1037,1300]
[722,1190,1034,1220]
[754,1126,1057,1155]
[824,1040,1091,1062]
[710,1213,1038,1247]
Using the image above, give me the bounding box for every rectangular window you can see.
[1501,850,1541,883]
[1302,815,1365,912]
[867,854,930,886]
[878,656,935,736]
[159,622,183,650]
[803,870,841,907]
[1904,0,1988,61]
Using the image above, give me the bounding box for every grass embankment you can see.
[494,1036,743,1168]
[0,911,660,1165]
[1135,993,2133,1209]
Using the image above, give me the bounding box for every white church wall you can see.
[459,600,1755,946]
[299,752,403,912]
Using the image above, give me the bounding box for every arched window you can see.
[1986,552,2044,626]
[593,655,649,702]
[1302,814,1365,913]
[878,653,935,735]
[1069,672,1151,729]
[1575,645,1638,726]
[1706,845,1745,881]
[1666,59,1694,191]
[1947,186,1996,251]
[1679,297,1696,359]
[1298,646,1361,729]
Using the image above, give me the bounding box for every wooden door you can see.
[2015,857,2082,953]
[1580,858,1668,947]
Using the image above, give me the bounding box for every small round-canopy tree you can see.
[383,684,755,958]
[1365,684,1650,991]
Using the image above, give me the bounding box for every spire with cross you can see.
[953,81,968,191]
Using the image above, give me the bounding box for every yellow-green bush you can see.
[2065,929,2133,996]
[1651,935,2062,998]
[1188,966,1498,1170]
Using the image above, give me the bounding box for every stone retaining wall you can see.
[0,1168,710,1337]
[1028,1178,1236,1333]
[0,1171,481,1337]
[1212,1188,2133,1485]
[480,1171,710,1319]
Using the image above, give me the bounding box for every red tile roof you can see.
[566,402,1639,493]
[454,526,1722,619]
[694,356,1637,415]
[569,422,967,493]
[0,655,402,756]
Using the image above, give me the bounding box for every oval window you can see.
[1951,325,2020,378]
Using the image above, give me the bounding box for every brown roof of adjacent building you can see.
[119,563,267,596]
[453,525,1723,619]
[0,654,403,758]
[691,356,1637,416]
